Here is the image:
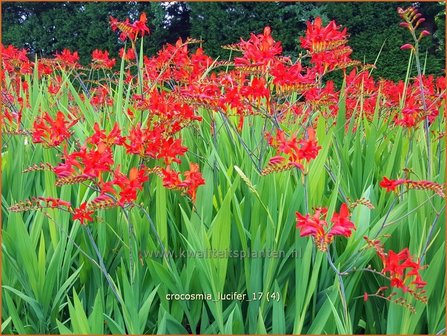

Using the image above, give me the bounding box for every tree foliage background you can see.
[2,2,445,81]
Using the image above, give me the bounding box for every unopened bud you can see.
[363,292,369,302]
[400,44,414,50]
[418,30,431,41]
[415,18,426,28]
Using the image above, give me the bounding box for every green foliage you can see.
[1,4,446,334]
[2,69,445,333]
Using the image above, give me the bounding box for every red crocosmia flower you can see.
[91,49,116,69]
[90,86,113,106]
[32,111,77,147]
[133,12,150,37]
[161,166,182,189]
[379,176,408,192]
[298,128,322,161]
[56,144,114,180]
[110,12,150,42]
[55,49,79,68]
[181,163,205,201]
[88,122,124,147]
[241,77,270,101]
[1,44,32,75]
[234,26,283,69]
[119,47,136,61]
[296,207,331,251]
[296,203,356,252]
[161,164,205,201]
[37,61,54,77]
[411,275,427,289]
[393,94,422,128]
[159,138,188,164]
[300,17,348,53]
[366,237,428,301]
[329,203,355,238]
[53,147,83,178]
[112,167,148,205]
[264,128,321,174]
[72,202,94,225]
[379,248,426,293]
[81,144,114,178]
[269,156,286,165]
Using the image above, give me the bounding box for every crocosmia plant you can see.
[2,5,445,335]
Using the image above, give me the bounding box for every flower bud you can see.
[363,292,369,302]
[415,18,426,28]
[400,44,414,50]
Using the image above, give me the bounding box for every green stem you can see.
[84,226,124,306]
[412,37,432,178]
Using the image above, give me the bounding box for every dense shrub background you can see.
[2,2,445,81]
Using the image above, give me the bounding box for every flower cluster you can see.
[296,203,355,252]
[110,12,150,42]
[364,236,427,305]
[162,163,206,201]
[380,176,445,197]
[263,128,321,174]
[31,111,78,147]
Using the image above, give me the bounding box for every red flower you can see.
[72,202,94,225]
[119,47,136,61]
[88,122,124,147]
[162,166,182,189]
[1,44,32,75]
[110,12,150,42]
[91,49,116,69]
[329,203,355,238]
[366,237,428,302]
[296,203,356,252]
[400,44,414,50]
[133,12,150,37]
[55,144,114,180]
[112,167,148,205]
[161,164,205,201]
[55,49,79,68]
[32,111,77,147]
[124,124,187,164]
[379,176,407,192]
[81,144,114,178]
[300,17,348,53]
[296,207,331,251]
[181,163,205,201]
[298,128,322,162]
[264,128,321,173]
[234,26,283,69]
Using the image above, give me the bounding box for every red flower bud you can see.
[400,44,414,50]
[363,292,369,302]
[415,17,426,28]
